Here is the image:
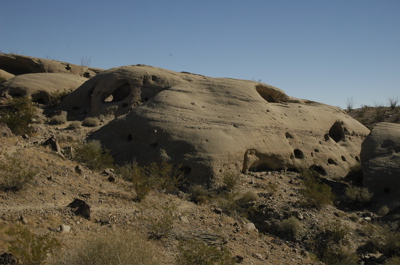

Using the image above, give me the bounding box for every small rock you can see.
[75,165,83,175]
[60,224,71,233]
[243,222,257,232]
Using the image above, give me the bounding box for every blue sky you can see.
[1,0,399,108]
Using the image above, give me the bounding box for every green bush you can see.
[67,121,81,130]
[299,171,335,208]
[6,225,61,265]
[74,140,114,171]
[0,152,38,192]
[176,239,235,265]
[49,230,161,265]
[0,97,36,135]
[144,162,185,193]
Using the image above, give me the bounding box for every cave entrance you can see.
[102,82,131,103]
[328,121,345,143]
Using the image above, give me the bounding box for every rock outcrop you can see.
[0,69,14,81]
[66,65,370,185]
[60,65,369,183]
[0,73,88,105]
[361,122,400,199]
[0,53,102,78]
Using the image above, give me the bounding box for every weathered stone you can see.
[0,53,102,77]
[72,65,369,184]
[0,70,14,81]
[42,136,61,153]
[361,122,400,199]
[60,224,71,233]
[0,73,88,105]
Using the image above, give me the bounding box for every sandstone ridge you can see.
[57,65,370,184]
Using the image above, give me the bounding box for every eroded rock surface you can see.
[67,65,370,184]
[0,53,102,77]
[361,122,400,199]
[0,73,88,105]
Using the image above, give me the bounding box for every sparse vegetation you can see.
[49,230,161,265]
[49,88,73,106]
[49,114,67,125]
[82,117,100,127]
[176,239,235,265]
[345,186,373,208]
[0,152,38,192]
[147,205,176,240]
[222,172,239,191]
[278,216,304,240]
[6,225,61,265]
[388,96,399,109]
[80,56,91,67]
[299,170,335,208]
[346,97,355,112]
[0,97,36,135]
[74,140,114,171]
[67,121,81,130]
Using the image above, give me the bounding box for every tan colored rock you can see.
[0,73,88,105]
[0,69,14,81]
[0,53,102,78]
[361,122,400,199]
[78,65,370,185]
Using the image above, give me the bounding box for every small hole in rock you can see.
[341,156,346,161]
[285,132,293,139]
[355,156,360,163]
[294,149,304,159]
[150,142,158,148]
[309,165,327,176]
[314,149,319,153]
[329,122,345,143]
[328,158,337,165]
[180,166,192,175]
[384,187,391,194]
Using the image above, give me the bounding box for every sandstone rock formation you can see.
[0,73,88,105]
[65,65,370,185]
[361,122,400,199]
[0,69,14,81]
[0,53,102,78]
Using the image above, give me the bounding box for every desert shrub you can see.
[222,172,239,191]
[67,121,81,130]
[388,96,399,109]
[346,97,355,112]
[74,140,113,171]
[386,256,400,265]
[378,225,400,257]
[378,205,390,216]
[278,216,304,240]
[117,161,152,201]
[49,88,73,106]
[236,191,258,206]
[49,230,161,265]
[6,225,61,265]
[214,192,242,217]
[189,184,211,205]
[345,186,373,207]
[373,107,386,123]
[176,239,235,265]
[299,171,335,208]
[82,117,100,127]
[0,152,38,192]
[0,97,36,135]
[308,220,354,264]
[344,164,363,186]
[144,162,185,193]
[49,114,67,125]
[148,205,175,240]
